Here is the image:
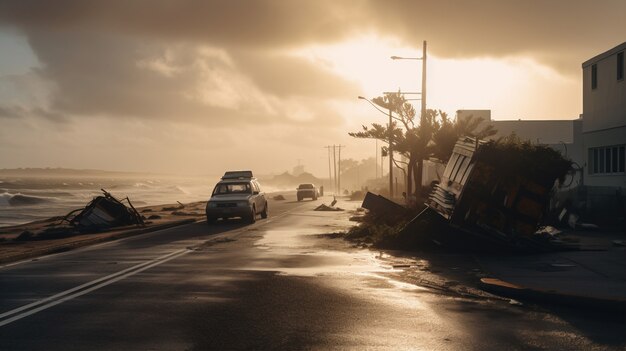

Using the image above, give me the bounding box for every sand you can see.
[0,201,206,264]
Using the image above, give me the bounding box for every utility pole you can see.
[332,144,337,194]
[338,145,341,193]
[324,145,333,192]
[337,145,345,194]
[421,40,427,122]
[388,107,393,198]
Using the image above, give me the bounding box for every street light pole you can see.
[390,40,428,194]
[391,40,428,122]
[421,40,427,121]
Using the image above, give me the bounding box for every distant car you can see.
[296,183,319,201]
[205,171,268,224]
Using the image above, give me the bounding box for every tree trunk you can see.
[415,159,424,196]
[406,157,414,196]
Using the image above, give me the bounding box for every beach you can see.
[0,198,208,265]
[0,172,215,227]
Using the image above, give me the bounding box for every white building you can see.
[454,42,625,218]
[581,42,626,190]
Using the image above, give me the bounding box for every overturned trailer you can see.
[426,137,571,248]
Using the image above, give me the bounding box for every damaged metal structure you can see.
[64,189,144,233]
[425,137,572,249]
[361,192,407,217]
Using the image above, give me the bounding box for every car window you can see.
[213,182,251,195]
[299,184,313,189]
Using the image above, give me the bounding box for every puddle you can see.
[245,205,439,312]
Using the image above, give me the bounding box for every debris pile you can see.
[421,137,573,251]
[64,189,144,233]
[361,192,407,217]
[314,195,344,211]
[162,201,185,211]
[314,204,344,211]
[351,137,575,252]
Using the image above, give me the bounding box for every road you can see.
[1,195,624,350]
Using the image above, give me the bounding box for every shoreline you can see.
[0,200,207,265]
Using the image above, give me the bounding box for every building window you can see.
[588,145,625,174]
[591,64,598,89]
[618,51,624,81]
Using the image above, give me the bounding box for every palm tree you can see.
[351,92,496,197]
[431,111,497,163]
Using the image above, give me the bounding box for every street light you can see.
[358,95,394,198]
[391,40,427,122]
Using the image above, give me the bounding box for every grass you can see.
[346,210,420,249]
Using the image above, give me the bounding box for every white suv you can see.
[296,183,319,201]
[205,171,268,224]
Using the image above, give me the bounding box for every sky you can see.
[0,0,624,177]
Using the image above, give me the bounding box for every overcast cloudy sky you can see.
[0,0,624,177]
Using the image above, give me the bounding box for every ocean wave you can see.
[169,185,189,194]
[0,192,54,206]
[0,193,9,206]
[133,182,154,189]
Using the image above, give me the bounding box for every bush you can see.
[477,138,573,188]
[345,211,413,247]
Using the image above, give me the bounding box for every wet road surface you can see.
[1,196,624,350]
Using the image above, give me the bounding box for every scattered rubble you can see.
[273,195,286,201]
[314,204,344,211]
[162,202,185,211]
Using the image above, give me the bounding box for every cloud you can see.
[7,26,354,126]
[3,1,624,70]
[0,0,362,48]
[0,104,23,119]
[0,104,65,121]
[362,0,626,75]
[0,0,624,176]
[1,1,624,124]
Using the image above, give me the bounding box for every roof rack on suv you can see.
[221,170,254,180]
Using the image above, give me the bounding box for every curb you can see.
[0,218,199,266]
[480,277,626,311]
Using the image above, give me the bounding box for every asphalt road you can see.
[0,195,624,350]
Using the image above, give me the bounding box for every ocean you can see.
[0,174,217,227]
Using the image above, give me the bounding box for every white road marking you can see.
[0,199,310,327]
[0,249,189,327]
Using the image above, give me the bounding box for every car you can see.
[296,183,319,201]
[205,171,268,224]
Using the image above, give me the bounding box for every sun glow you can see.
[293,35,579,120]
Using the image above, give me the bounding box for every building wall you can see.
[582,42,626,133]
[456,109,491,123]
[489,120,576,144]
[583,126,626,188]
[581,42,626,191]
